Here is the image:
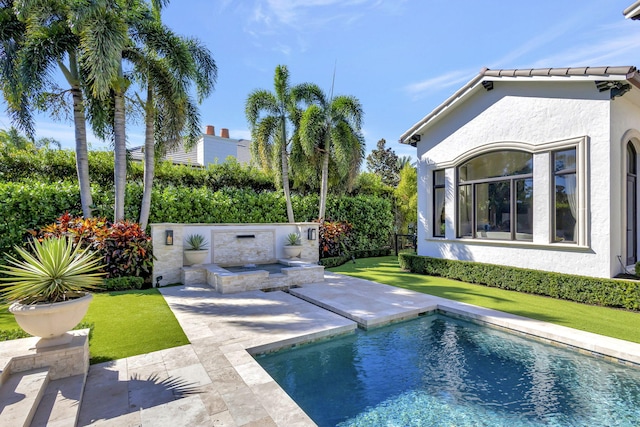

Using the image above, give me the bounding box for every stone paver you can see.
[75,272,640,426]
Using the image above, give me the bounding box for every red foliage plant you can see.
[33,213,153,280]
[318,220,353,258]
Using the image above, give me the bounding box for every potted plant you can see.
[283,233,302,259]
[184,233,209,265]
[0,236,104,347]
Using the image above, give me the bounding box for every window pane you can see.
[516,178,533,241]
[459,151,532,182]
[555,174,577,242]
[434,170,445,186]
[554,149,576,173]
[628,143,637,175]
[434,188,445,237]
[458,185,472,237]
[475,181,511,240]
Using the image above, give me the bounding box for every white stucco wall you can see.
[415,80,626,278]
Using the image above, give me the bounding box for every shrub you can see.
[399,254,640,311]
[36,214,154,281]
[319,248,392,268]
[101,276,145,291]
[319,220,353,258]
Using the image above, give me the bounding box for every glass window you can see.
[554,148,577,243]
[433,170,445,237]
[459,151,533,182]
[457,151,533,240]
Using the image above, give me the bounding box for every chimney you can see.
[205,125,215,136]
[221,128,230,138]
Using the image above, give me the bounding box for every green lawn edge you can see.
[0,288,189,364]
[328,256,640,344]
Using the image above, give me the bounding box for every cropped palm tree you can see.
[246,65,322,223]
[298,89,364,220]
[0,0,94,216]
[132,11,216,229]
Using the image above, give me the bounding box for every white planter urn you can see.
[184,249,208,266]
[283,245,302,259]
[9,293,93,347]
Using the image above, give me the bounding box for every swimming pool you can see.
[256,314,640,427]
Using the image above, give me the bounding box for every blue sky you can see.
[2,0,640,161]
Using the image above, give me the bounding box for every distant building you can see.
[129,125,251,166]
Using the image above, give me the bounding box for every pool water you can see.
[224,263,284,274]
[255,314,640,427]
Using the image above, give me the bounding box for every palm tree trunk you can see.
[63,54,93,218]
[139,87,154,229]
[318,133,331,220]
[282,136,295,223]
[113,86,127,221]
[70,87,93,218]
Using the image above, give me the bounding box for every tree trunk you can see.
[318,133,330,220]
[139,87,155,229]
[281,119,295,223]
[113,87,127,221]
[70,86,93,218]
[64,53,93,218]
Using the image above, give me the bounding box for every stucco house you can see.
[130,125,251,166]
[400,66,640,278]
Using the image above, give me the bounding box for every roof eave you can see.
[623,1,640,19]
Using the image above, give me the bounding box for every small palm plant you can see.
[0,237,105,305]
[185,234,208,251]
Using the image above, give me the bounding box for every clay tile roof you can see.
[400,65,640,144]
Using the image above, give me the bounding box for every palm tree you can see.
[0,127,31,150]
[1,0,94,217]
[246,65,321,223]
[131,14,216,229]
[298,89,364,220]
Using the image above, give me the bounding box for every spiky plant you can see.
[0,237,105,305]
[185,234,208,250]
[286,233,301,246]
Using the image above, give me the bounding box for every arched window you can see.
[627,142,637,264]
[457,151,533,240]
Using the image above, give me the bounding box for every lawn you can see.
[329,256,640,344]
[0,288,189,364]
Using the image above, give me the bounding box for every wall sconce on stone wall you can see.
[165,230,174,245]
[307,228,317,241]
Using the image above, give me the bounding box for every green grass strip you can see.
[0,288,189,364]
[329,256,640,344]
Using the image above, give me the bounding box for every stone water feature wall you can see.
[150,223,320,287]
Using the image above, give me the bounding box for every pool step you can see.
[0,367,50,427]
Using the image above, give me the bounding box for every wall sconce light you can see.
[307,228,317,241]
[165,230,174,245]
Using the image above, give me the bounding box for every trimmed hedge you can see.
[320,248,392,268]
[0,181,393,258]
[101,276,145,291]
[0,149,275,191]
[399,254,640,311]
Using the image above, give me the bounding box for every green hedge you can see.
[399,254,640,311]
[320,248,392,268]
[101,276,145,291]
[0,149,275,191]
[0,181,393,258]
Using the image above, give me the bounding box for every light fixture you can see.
[409,134,421,147]
[307,228,317,241]
[165,230,174,245]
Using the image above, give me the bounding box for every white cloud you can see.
[404,69,476,99]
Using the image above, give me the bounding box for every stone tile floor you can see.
[76,273,640,426]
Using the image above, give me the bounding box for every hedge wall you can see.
[0,149,275,191]
[399,254,640,311]
[1,181,393,257]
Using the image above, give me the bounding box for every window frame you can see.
[552,148,578,244]
[433,170,446,237]
[456,150,533,241]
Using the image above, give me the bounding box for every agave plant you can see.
[0,237,105,305]
[286,233,301,246]
[185,234,208,250]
